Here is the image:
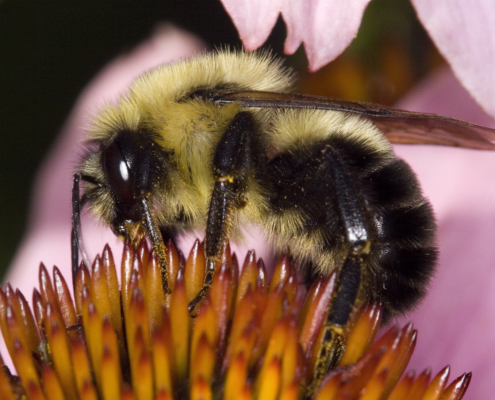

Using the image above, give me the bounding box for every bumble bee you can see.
[72,50,495,377]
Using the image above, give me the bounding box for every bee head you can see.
[100,128,167,238]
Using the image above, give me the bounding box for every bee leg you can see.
[309,145,370,394]
[188,111,256,315]
[71,173,82,290]
[140,197,172,294]
[309,255,363,395]
[71,172,93,291]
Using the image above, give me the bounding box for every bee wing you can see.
[209,90,495,150]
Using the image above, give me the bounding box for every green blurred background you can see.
[0,0,440,277]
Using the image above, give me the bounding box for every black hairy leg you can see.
[188,111,258,315]
[71,172,83,290]
[310,255,363,394]
[71,172,99,290]
[268,142,375,392]
[269,142,373,323]
[140,197,172,294]
[311,146,371,392]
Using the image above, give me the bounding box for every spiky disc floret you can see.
[0,240,470,400]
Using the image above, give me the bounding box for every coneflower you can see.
[0,239,471,399]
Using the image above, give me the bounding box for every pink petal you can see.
[282,0,371,71]
[280,1,309,54]
[394,67,495,400]
[221,0,371,71]
[5,24,206,306]
[220,0,282,50]
[411,0,495,118]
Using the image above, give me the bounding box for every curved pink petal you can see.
[220,0,282,50]
[5,24,206,301]
[394,67,495,400]
[222,0,370,71]
[411,0,495,119]
[279,1,309,54]
[282,0,371,71]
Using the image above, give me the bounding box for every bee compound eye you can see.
[102,139,136,204]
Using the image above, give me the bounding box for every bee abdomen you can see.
[266,136,437,323]
[366,159,437,321]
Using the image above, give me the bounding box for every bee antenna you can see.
[71,173,91,290]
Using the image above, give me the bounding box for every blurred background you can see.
[0,0,442,277]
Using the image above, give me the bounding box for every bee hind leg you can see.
[188,111,257,316]
[309,254,363,395]
[309,144,370,394]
